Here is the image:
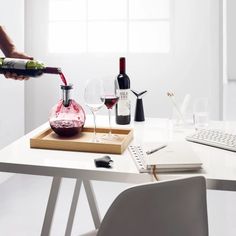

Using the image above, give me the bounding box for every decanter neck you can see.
[61,84,73,107]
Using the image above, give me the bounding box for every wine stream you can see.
[59,72,67,85]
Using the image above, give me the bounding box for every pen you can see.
[146,144,167,155]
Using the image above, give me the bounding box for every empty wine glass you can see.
[84,79,105,142]
[102,77,120,140]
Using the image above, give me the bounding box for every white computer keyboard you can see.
[186,129,236,152]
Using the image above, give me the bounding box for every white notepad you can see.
[129,142,202,173]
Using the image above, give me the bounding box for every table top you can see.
[1,116,236,190]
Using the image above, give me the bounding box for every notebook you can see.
[129,141,202,173]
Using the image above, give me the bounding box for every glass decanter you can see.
[49,84,86,137]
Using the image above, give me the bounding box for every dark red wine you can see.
[103,95,119,109]
[50,120,83,137]
[59,72,67,85]
[115,57,131,124]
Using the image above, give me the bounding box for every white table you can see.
[1,117,236,235]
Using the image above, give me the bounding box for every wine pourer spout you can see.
[61,84,73,107]
[131,90,147,122]
[131,90,148,99]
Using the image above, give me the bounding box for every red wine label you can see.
[117,89,130,116]
[2,58,28,70]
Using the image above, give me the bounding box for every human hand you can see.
[0,26,33,80]
[4,51,33,81]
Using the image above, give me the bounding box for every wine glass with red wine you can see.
[102,77,120,140]
[84,79,105,142]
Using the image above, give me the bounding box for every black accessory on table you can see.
[94,156,114,168]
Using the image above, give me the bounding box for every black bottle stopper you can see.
[131,90,147,122]
[94,156,113,168]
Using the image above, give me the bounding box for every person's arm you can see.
[0,25,15,56]
[0,25,33,80]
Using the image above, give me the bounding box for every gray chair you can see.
[81,176,208,236]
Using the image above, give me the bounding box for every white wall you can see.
[226,0,236,80]
[0,0,25,183]
[0,0,25,148]
[25,0,221,132]
[223,0,236,120]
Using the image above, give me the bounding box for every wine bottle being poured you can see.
[0,57,64,80]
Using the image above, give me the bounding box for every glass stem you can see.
[92,111,97,140]
[108,109,112,136]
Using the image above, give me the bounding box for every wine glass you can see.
[102,77,120,140]
[84,79,105,142]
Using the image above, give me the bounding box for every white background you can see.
[0,0,236,235]
[0,0,25,148]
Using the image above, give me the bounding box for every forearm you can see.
[0,25,15,57]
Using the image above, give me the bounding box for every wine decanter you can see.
[49,84,86,137]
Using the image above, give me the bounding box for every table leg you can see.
[41,176,62,236]
[65,178,82,236]
[83,180,101,229]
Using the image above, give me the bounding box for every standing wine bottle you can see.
[115,57,131,124]
[0,57,61,77]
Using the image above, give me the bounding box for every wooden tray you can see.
[30,127,133,154]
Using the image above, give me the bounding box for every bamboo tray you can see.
[30,127,133,154]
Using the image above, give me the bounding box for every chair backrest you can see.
[97,176,208,236]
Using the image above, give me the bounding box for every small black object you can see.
[94,156,113,168]
[131,90,147,122]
